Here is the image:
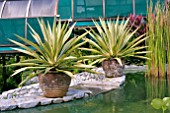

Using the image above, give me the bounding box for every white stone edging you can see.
[0,66,131,111]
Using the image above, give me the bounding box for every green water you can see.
[4,72,169,113]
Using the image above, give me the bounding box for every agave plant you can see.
[8,19,94,85]
[81,17,150,77]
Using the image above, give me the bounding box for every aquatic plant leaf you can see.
[151,98,164,110]
[163,97,170,111]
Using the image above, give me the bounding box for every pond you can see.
[4,72,170,113]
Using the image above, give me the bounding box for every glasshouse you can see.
[0,0,164,50]
[0,0,170,113]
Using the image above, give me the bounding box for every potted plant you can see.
[8,19,94,98]
[81,17,150,78]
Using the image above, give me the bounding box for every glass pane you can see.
[27,17,54,42]
[29,0,56,17]
[135,0,164,16]
[106,0,133,17]
[0,1,4,15]
[0,18,25,45]
[74,0,103,19]
[58,0,72,19]
[2,0,29,18]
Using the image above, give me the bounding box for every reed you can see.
[146,2,167,77]
[165,9,170,77]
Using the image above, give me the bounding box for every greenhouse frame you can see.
[0,0,165,53]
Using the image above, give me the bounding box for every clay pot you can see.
[102,59,125,78]
[38,71,71,98]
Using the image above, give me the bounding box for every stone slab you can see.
[52,98,63,104]
[0,99,17,111]
[17,100,39,109]
[63,95,74,102]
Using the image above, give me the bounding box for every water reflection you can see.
[146,76,168,100]
[167,77,170,96]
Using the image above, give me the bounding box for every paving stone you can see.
[19,90,28,95]
[23,93,37,97]
[66,89,77,96]
[32,84,40,89]
[0,99,17,111]
[52,98,63,104]
[17,100,39,109]
[74,91,85,99]
[37,97,53,105]
[29,89,37,94]
[84,93,89,97]
[7,93,13,99]
[20,87,27,91]
[2,92,10,98]
[25,76,39,85]
[15,88,22,92]
[38,89,42,93]
[63,95,74,102]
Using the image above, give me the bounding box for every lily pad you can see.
[151,98,164,110]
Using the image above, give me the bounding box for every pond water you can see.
[4,72,170,113]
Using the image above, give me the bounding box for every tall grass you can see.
[146,2,168,77]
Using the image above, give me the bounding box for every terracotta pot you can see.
[38,71,71,98]
[102,59,125,78]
